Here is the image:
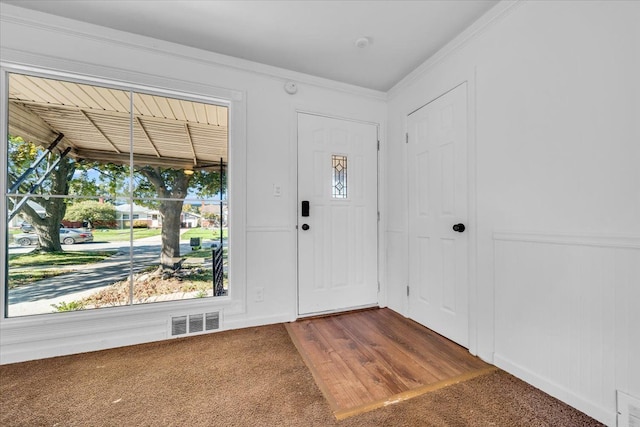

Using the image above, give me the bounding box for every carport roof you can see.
[8,73,228,170]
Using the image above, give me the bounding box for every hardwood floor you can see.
[286,308,495,419]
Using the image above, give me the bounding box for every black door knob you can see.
[301,224,310,231]
[453,223,465,233]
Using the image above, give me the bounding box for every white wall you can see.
[0,5,386,363]
[386,1,639,425]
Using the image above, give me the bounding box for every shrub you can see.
[132,220,149,228]
[51,300,85,312]
[65,200,116,226]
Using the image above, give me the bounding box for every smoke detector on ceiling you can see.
[355,37,371,49]
[284,81,298,95]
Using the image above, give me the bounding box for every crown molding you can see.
[0,4,387,101]
[387,0,523,100]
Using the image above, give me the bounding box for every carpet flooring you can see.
[0,323,604,427]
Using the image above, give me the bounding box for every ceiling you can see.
[2,0,499,91]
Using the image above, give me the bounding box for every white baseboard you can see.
[494,354,616,427]
[223,313,296,330]
[1,312,296,365]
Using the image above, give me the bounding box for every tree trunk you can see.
[12,156,75,253]
[29,195,67,252]
[136,167,191,271]
[159,199,184,270]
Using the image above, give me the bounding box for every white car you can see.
[14,228,94,246]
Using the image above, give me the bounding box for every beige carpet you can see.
[0,324,604,426]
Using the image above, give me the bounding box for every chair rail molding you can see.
[493,230,640,249]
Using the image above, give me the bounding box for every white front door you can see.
[297,113,378,316]
[407,83,469,347]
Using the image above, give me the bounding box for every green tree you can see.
[135,166,224,271]
[8,135,225,265]
[69,161,130,200]
[64,200,116,228]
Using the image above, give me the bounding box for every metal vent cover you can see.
[617,391,640,427]
[170,311,221,337]
[171,316,187,336]
[189,314,204,333]
[205,312,220,331]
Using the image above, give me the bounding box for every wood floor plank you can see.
[318,316,405,399]
[375,309,487,371]
[337,309,453,379]
[306,321,375,408]
[286,308,494,419]
[339,312,446,386]
[287,320,369,410]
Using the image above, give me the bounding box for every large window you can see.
[5,73,229,317]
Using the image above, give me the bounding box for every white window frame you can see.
[0,63,247,324]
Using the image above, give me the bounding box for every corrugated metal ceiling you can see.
[8,74,228,170]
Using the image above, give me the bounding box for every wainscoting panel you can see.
[493,232,640,426]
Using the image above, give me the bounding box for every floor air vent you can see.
[205,312,220,330]
[170,311,221,337]
[617,391,640,427]
[171,315,188,336]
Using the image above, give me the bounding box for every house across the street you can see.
[115,203,161,229]
[115,203,201,228]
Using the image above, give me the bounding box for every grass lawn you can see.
[184,248,214,258]
[8,250,117,289]
[181,228,214,240]
[212,228,228,240]
[92,228,161,241]
[8,250,117,267]
[182,227,228,240]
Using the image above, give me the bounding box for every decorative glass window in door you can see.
[331,155,347,199]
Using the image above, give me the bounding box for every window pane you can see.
[332,155,348,199]
[130,91,229,305]
[6,196,132,316]
[5,74,229,316]
[130,92,228,240]
[127,198,228,306]
[7,74,132,199]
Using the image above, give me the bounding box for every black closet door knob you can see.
[301,224,310,231]
[453,223,465,233]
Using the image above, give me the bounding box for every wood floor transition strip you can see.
[333,366,499,420]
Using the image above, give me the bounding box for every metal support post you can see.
[8,133,64,193]
[8,146,72,221]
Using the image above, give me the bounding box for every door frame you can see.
[404,76,478,356]
[293,109,382,318]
